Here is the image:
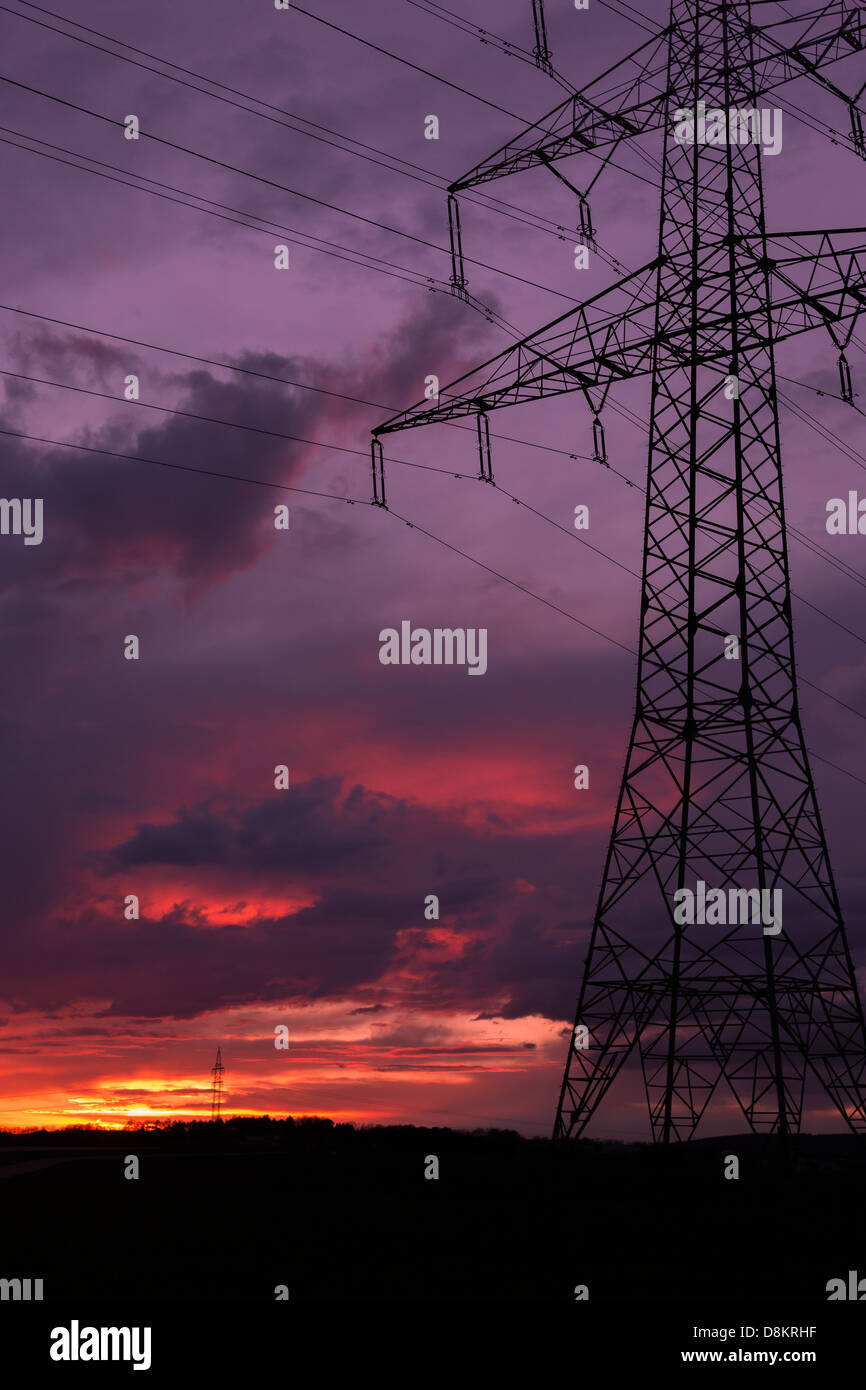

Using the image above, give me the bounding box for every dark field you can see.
[0,1118,864,1301]
[2,1120,864,1373]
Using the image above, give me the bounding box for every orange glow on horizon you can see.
[0,1005,567,1136]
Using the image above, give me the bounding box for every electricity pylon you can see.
[210,1047,224,1121]
[372,0,866,1141]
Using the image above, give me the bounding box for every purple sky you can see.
[0,0,865,1136]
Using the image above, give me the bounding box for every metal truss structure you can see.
[211,1047,224,1121]
[372,0,866,1141]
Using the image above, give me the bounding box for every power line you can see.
[793,593,866,646]
[389,0,667,123]
[15,353,862,646]
[1,392,862,768]
[3,306,863,616]
[0,76,583,305]
[799,676,866,723]
[0,364,647,557]
[808,748,866,788]
[28,242,851,601]
[401,0,541,64]
[399,0,576,94]
[595,0,662,36]
[288,2,567,129]
[779,389,866,475]
[0,363,627,509]
[0,362,530,483]
[402,0,538,60]
[383,504,866,734]
[385,504,637,654]
[395,468,866,653]
[0,1,642,276]
[8,0,514,143]
[0,419,646,654]
[0,0,596,246]
[0,424,368,502]
[1,120,521,338]
[488,479,640,579]
[6,391,866,730]
[11,17,847,487]
[0,300,622,473]
[7,0,866,1141]
[288,4,661,193]
[0,365,410,463]
[0,129,438,293]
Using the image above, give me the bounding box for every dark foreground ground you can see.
[0,1117,863,1300]
[1,1119,863,1372]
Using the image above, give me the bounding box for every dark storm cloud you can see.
[0,280,498,598]
[0,766,594,1020]
[0,358,322,592]
[104,773,573,895]
[109,776,389,872]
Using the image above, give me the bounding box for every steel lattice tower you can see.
[372,0,866,1140]
[210,1047,224,1121]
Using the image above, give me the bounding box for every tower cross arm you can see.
[735,229,866,347]
[450,27,672,193]
[376,229,866,444]
[740,0,866,93]
[449,4,866,199]
[372,260,664,438]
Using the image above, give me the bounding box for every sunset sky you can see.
[1,0,865,1137]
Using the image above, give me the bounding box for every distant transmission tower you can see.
[372,0,866,1140]
[210,1047,224,1121]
